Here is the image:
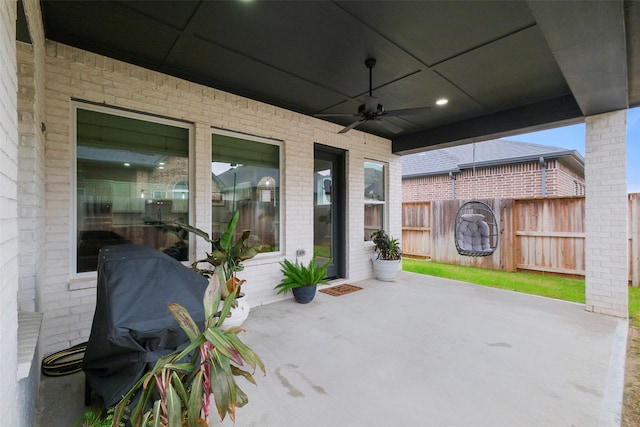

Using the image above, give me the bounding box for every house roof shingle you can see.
[402,139,585,178]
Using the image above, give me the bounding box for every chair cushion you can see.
[457,219,491,251]
[461,213,485,222]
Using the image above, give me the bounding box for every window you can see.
[212,131,280,253]
[75,106,191,273]
[364,161,385,241]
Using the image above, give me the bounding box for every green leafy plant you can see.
[177,211,265,297]
[111,271,265,427]
[274,257,331,294]
[371,230,402,261]
[75,409,121,427]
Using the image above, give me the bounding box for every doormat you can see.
[319,284,362,296]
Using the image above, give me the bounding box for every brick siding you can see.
[42,41,401,355]
[0,1,19,425]
[585,110,629,317]
[403,159,585,202]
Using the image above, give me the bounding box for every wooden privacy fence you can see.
[631,193,640,286]
[402,194,640,285]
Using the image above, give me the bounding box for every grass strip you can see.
[403,258,640,326]
[403,258,585,302]
[402,258,640,326]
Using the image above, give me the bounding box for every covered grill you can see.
[82,244,208,407]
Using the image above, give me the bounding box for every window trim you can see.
[70,101,195,279]
[364,159,388,241]
[210,128,284,259]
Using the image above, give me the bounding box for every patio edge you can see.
[599,317,628,426]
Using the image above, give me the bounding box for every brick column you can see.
[585,110,628,317]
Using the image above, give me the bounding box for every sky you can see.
[511,107,640,193]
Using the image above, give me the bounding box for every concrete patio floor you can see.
[36,271,627,427]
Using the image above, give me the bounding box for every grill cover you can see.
[82,244,208,407]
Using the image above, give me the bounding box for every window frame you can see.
[364,160,388,241]
[70,101,195,279]
[210,128,284,259]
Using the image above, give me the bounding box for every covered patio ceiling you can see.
[33,0,640,154]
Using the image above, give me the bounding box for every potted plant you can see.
[274,256,330,303]
[370,229,402,281]
[177,210,265,328]
[111,271,265,426]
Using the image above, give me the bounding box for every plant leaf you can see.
[175,221,212,243]
[204,327,243,365]
[166,383,182,427]
[225,332,266,375]
[219,210,239,250]
[164,363,194,373]
[141,411,152,427]
[187,370,204,427]
[209,356,234,421]
[111,399,128,427]
[170,371,189,405]
[234,384,249,407]
[231,365,258,385]
[151,400,162,427]
[216,287,238,328]
[168,303,200,342]
[203,273,222,321]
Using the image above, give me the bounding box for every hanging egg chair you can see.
[454,200,499,257]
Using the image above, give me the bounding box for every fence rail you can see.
[402,194,639,285]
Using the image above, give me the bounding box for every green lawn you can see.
[403,258,640,326]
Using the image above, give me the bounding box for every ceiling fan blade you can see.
[315,113,361,118]
[338,119,366,134]
[384,107,431,117]
[375,119,404,134]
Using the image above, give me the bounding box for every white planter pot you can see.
[372,258,401,281]
[218,294,250,330]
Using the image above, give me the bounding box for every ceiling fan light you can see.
[364,95,378,112]
[436,98,449,106]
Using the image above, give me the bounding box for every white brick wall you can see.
[17,41,46,314]
[585,110,628,317]
[42,41,399,354]
[0,1,20,425]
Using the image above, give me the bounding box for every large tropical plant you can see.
[177,211,264,297]
[111,270,265,427]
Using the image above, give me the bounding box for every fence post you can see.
[631,194,639,286]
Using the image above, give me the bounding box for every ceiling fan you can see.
[315,58,431,134]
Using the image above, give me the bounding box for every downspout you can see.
[539,157,547,197]
[449,172,456,200]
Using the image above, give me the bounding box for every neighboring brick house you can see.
[402,139,585,202]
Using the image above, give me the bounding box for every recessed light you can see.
[436,98,448,106]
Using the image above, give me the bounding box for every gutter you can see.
[457,150,583,169]
[540,156,547,197]
[449,172,456,200]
